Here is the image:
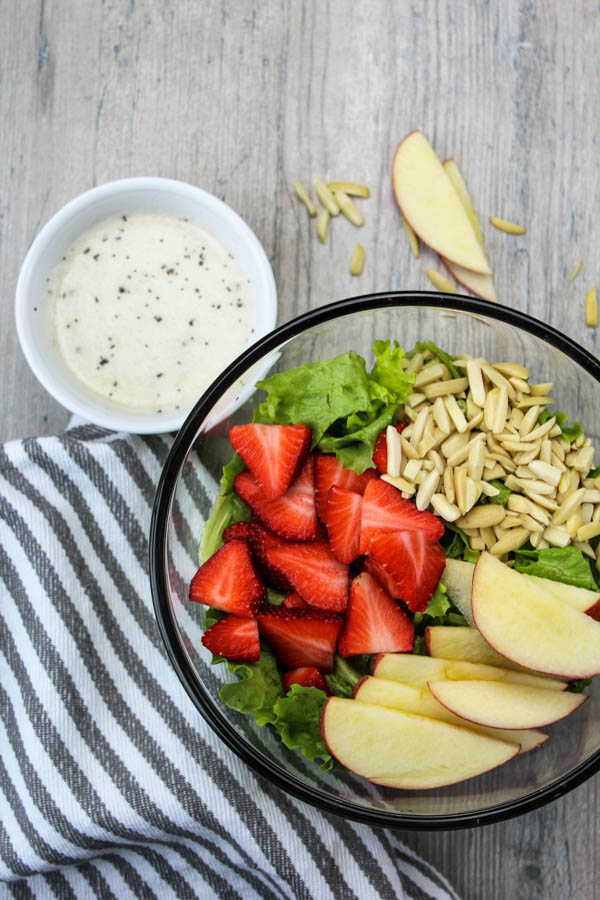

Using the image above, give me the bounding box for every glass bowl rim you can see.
[150,290,600,830]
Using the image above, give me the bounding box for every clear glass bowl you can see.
[149,292,600,829]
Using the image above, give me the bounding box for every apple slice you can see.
[354,676,547,754]
[425,625,559,677]
[428,679,586,730]
[392,131,492,275]
[441,258,498,303]
[442,557,600,621]
[372,652,566,691]
[472,552,600,679]
[321,697,519,789]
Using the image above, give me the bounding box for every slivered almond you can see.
[570,257,583,281]
[328,181,370,197]
[518,395,554,408]
[415,363,446,387]
[416,469,440,511]
[406,352,425,374]
[428,450,445,474]
[400,435,419,460]
[443,465,455,503]
[478,480,500,497]
[552,487,586,525]
[489,216,526,235]
[432,396,452,433]
[466,359,486,407]
[528,460,562,487]
[424,377,469,399]
[334,190,365,226]
[444,395,468,433]
[430,493,460,521]
[407,392,427,408]
[350,243,365,275]
[410,407,430,447]
[519,405,540,437]
[490,527,530,556]
[585,287,598,327]
[467,436,486,482]
[493,362,529,380]
[521,417,556,443]
[543,525,571,547]
[386,424,402,477]
[381,474,416,495]
[480,362,516,402]
[317,209,330,243]
[294,180,317,216]
[575,540,595,558]
[492,387,508,434]
[540,440,553,464]
[583,490,600,503]
[484,463,507,480]
[484,387,499,431]
[510,377,530,394]
[480,526,497,549]
[402,217,420,258]
[454,465,468,515]
[578,521,600,541]
[530,382,553,396]
[315,180,340,215]
[403,458,423,482]
[456,504,505,529]
[426,268,459,294]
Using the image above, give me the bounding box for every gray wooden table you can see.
[3,1,600,897]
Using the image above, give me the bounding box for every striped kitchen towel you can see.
[0,421,460,900]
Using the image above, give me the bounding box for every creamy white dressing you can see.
[50,212,255,412]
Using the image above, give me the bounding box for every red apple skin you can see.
[371,653,385,676]
[319,698,520,790]
[584,597,600,620]
[351,675,370,699]
[427,681,588,730]
[439,256,492,301]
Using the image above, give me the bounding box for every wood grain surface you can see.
[3,1,600,897]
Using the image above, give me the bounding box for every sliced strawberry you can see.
[372,422,408,474]
[326,485,363,564]
[337,572,414,656]
[202,614,260,661]
[257,607,343,672]
[362,555,403,599]
[282,591,310,610]
[368,531,446,612]
[235,455,320,541]
[229,423,311,499]
[314,454,378,521]
[265,541,350,612]
[190,541,265,616]
[359,478,444,553]
[223,520,292,591]
[283,666,328,693]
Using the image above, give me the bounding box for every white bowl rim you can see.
[15,176,277,434]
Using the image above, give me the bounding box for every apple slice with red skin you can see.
[353,675,547,754]
[425,626,563,679]
[320,697,519,790]
[391,131,491,275]
[372,652,566,692]
[472,552,600,679]
[428,679,587,731]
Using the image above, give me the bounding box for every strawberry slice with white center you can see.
[223,520,292,591]
[362,555,403,600]
[314,454,378,521]
[359,478,444,553]
[229,423,312,499]
[265,540,350,612]
[256,607,343,672]
[372,422,408,474]
[235,455,320,541]
[368,531,446,612]
[326,485,363,564]
[190,541,265,616]
[337,572,414,656]
[202,614,260,661]
[283,666,329,693]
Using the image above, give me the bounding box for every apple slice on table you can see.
[321,697,519,789]
[441,557,600,621]
[472,552,600,679]
[354,676,548,754]
[428,679,587,730]
[425,626,560,677]
[372,652,566,691]
[392,131,492,275]
[440,158,497,302]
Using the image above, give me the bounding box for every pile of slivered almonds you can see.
[383,349,600,568]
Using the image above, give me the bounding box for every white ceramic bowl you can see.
[15,177,277,434]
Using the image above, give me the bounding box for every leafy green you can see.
[589,465,600,479]
[424,582,451,618]
[272,685,333,770]
[514,546,596,590]
[325,655,366,698]
[266,588,286,606]
[479,479,511,507]
[442,524,480,563]
[199,454,251,562]
[538,408,583,444]
[253,341,415,473]
[218,649,284,727]
[567,678,593,694]
[407,341,461,379]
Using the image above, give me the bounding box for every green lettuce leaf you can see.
[272,684,333,770]
[424,582,451,618]
[253,341,415,473]
[478,479,511,507]
[199,454,251,562]
[514,546,595,590]
[218,649,284,727]
[539,408,583,444]
[325,655,365,698]
[407,341,461,379]
[442,524,480,563]
[567,678,593,693]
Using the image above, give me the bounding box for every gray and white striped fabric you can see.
[0,420,460,900]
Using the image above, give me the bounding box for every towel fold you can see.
[0,420,459,899]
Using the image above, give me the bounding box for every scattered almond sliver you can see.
[489,216,526,235]
[402,217,420,258]
[570,257,583,281]
[328,181,370,198]
[385,348,599,563]
[335,190,364,227]
[294,180,317,217]
[585,287,598,328]
[426,269,458,294]
[317,209,330,244]
[350,244,365,276]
